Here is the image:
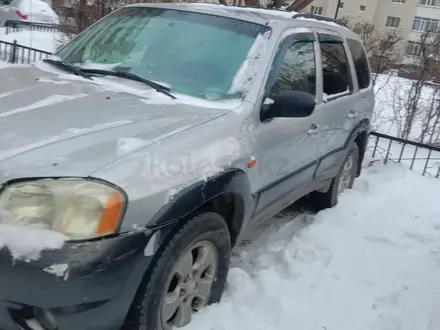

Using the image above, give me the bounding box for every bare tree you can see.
[340,17,403,85]
[401,30,440,140]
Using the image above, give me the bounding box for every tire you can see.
[311,143,360,210]
[123,212,231,330]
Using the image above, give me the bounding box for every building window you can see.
[391,0,405,3]
[406,41,422,55]
[419,0,440,7]
[360,5,366,11]
[339,2,344,8]
[310,6,323,15]
[386,16,401,28]
[412,16,439,32]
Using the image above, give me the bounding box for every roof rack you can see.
[292,13,348,28]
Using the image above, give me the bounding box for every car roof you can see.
[124,3,361,41]
[125,3,292,24]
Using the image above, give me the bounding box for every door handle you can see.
[348,110,358,119]
[307,123,319,135]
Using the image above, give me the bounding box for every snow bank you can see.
[0,27,66,53]
[0,224,67,262]
[186,160,440,330]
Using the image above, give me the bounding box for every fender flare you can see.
[148,168,253,231]
[345,118,370,175]
[345,118,370,148]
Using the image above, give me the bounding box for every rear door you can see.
[311,29,358,180]
[345,38,374,129]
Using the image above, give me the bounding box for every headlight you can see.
[0,179,125,239]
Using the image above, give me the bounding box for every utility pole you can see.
[334,0,342,19]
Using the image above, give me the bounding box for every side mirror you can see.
[261,90,316,121]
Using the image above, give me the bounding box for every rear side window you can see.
[346,38,371,89]
[318,33,352,98]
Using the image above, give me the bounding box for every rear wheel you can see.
[124,212,231,330]
[311,143,359,210]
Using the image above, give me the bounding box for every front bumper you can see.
[0,230,155,330]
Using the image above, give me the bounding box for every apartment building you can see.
[304,0,440,58]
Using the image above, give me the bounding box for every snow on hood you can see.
[0,65,233,180]
[0,223,67,262]
[0,93,88,119]
[33,60,244,110]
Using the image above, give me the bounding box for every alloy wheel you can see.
[338,153,355,194]
[160,241,218,330]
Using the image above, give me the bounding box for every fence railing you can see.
[370,131,440,178]
[4,20,76,35]
[0,40,52,64]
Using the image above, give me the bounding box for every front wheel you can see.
[123,212,231,330]
[311,143,359,210]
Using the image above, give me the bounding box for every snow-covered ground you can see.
[185,158,440,330]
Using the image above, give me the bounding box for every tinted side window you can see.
[346,38,371,89]
[318,33,352,97]
[267,34,316,96]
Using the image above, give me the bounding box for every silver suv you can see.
[0,4,374,330]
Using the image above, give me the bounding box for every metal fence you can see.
[0,40,52,64]
[370,131,440,178]
[4,20,75,35]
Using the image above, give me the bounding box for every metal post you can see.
[384,139,393,164]
[410,146,419,170]
[372,135,379,159]
[398,143,406,163]
[334,0,342,19]
[422,149,432,176]
[10,40,17,64]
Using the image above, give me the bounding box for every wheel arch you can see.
[148,168,253,247]
[347,118,370,176]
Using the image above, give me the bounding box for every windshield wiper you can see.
[42,58,92,80]
[81,69,177,100]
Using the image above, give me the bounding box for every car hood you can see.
[0,65,232,182]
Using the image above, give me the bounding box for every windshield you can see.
[56,7,270,101]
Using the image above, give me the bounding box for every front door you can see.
[253,30,320,213]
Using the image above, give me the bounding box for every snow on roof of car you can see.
[178,4,349,29]
[186,3,298,19]
[128,3,350,32]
